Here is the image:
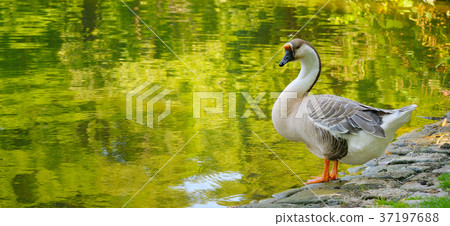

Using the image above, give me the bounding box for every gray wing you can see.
[306,95,393,138]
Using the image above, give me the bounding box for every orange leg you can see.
[306,159,330,184]
[329,161,339,180]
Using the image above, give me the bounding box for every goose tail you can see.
[381,104,417,132]
[398,104,417,114]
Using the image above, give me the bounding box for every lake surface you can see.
[0,0,448,207]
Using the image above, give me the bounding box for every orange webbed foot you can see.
[329,161,339,180]
[305,159,331,184]
[329,172,338,180]
[305,175,330,184]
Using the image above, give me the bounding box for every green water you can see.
[0,0,448,208]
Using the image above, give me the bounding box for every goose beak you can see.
[279,43,294,67]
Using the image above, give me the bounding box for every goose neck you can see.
[286,46,321,96]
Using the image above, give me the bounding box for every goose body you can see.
[273,39,416,183]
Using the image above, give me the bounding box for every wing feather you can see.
[351,114,376,134]
[306,95,389,138]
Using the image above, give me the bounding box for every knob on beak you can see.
[283,43,292,51]
[279,43,295,67]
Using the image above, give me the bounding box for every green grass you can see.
[375,199,410,208]
[408,173,450,208]
[418,197,450,208]
[413,173,450,208]
[437,173,450,191]
[374,173,450,208]
[375,197,450,208]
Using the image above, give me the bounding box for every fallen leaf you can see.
[439,90,450,96]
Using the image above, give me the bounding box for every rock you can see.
[362,188,410,200]
[299,183,324,190]
[419,124,443,136]
[389,153,448,165]
[408,191,449,199]
[364,154,396,167]
[407,162,441,173]
[342,177,400,190]
[388,147,414,155]
[401,182,439,192]
[405,165,431,173]
[400,173,440,192]
[432,165,450,174]
[339,175,363,181]
[441,143,450,149]
[411,172,438,183]
[299,180,346,191]
[275,189,344,205]
[416,162,442,169]
[347,165,366,174]
[326,198,341,207]
[376,164,416,180]
[402,191,449,207]
[241,203,299,208]
[395,124,437,140]
[258,198,276,204]
[272,188,301,199]
[361,165,388,178]
[403,200,423,206]
[417,147,450,155]
[338,196,376,208]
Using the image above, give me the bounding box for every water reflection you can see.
[0,0,448,208]
[172,172,243,208]
[12,173,38,204]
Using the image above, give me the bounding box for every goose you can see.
[272,39,416,184]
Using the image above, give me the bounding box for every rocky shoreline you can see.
[242,114,450,208]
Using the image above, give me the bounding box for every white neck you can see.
[272,44,321,139]
[282,45,321,97]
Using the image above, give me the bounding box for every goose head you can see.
[277,39,321,94]
[279,39,316,67]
